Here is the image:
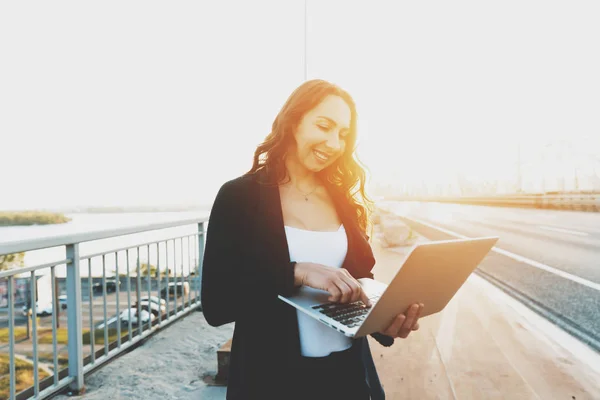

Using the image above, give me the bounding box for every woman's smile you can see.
[313,149,334,164]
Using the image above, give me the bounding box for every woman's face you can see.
[291,95,351,173]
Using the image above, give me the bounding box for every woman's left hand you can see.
[378,303,423,339]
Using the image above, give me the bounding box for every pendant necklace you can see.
[294,184,319,201]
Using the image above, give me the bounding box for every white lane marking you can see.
[538,225,589,237]
[404,216,600,292]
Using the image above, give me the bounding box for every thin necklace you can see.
[294,184,319,201]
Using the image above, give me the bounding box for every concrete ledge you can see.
[215,338,232,383]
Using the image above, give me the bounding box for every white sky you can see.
[1,1,599,209]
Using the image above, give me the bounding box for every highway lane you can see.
[386,202,600,282]
[381,201,600,351]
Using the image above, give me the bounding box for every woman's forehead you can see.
[308,95,351,128]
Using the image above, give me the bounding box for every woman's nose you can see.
[325,133,341,151]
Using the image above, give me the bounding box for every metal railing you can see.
[386,193,600,211]
[0,217,207,400]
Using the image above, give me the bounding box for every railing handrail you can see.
[0,216,208,255]
[1,217,207,399]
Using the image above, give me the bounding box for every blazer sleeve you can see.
[200,180,296,327]
[361,232,395,347]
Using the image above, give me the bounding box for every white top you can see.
[284,224,353,357]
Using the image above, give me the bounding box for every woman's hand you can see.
[379,303,423,339]
[294,262,372,306]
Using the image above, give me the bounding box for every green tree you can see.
[0,252,24,271]
[139,262,157,277]
[138,262,173,278]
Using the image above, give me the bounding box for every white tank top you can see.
[284,224,353,357]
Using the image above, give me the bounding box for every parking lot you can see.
[0,278,199,331]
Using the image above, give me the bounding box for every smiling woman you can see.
[201,79,423,400]
[249,79,372,233]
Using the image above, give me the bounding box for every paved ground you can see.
[53,310,233,400]
[50,226,600,399]
[369,227,600,399]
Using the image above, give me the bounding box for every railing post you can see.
[197,222,205,305]
[66,243,85,394]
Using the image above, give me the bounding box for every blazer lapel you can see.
[253,170,302,360]
[324,185,374,279]
[254,170,291,266]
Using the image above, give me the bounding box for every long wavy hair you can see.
[247,79,373,235]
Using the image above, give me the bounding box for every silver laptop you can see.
[278,236,499,338]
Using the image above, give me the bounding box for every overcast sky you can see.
[1,1,598,209]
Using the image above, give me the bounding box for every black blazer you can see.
[201,168,390,400]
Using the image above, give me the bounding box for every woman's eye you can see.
[317,125,329,131]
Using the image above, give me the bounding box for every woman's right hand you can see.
[294,262,372,306]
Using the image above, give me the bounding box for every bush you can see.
[0,211,71,226]
[0,327,30,343]
[21,352,69,369]
[1,326,130,346]
[0,354,50,399]
[81,327,130,345]
[380,215,416,248]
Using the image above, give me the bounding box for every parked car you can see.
[132,299,166,315]
[120,298,165,325]
[22,302,53,317]
[119,308,155,325]
[92,278,118,294]
[160,282,190,299]
[137,295,166,307]
[59,294,68,310]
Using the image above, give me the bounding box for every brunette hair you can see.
[247,79,373,234]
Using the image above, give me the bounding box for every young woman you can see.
[201,79,423,400]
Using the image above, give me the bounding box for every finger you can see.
[398,304,420,338]
[410,304,424,330]
[359,287,372,308]
[340,270,361,303]
[411,322,420,331]
[335,278,353,303]
[326,284,342,303]
[352,281,371,307]
[340,274,361,303]
[410,304,423,328]
[382,313,406,337]
[341,271,371,306]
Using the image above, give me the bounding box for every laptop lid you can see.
[354,236,498,337]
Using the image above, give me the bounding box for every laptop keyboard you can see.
[311,295,380,328]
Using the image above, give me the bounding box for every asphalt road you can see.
[382,201,600,351]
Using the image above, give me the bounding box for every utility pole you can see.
[304,0,308,81]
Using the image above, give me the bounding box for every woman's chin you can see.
[309,156,334,171]
[305,161,328,173]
